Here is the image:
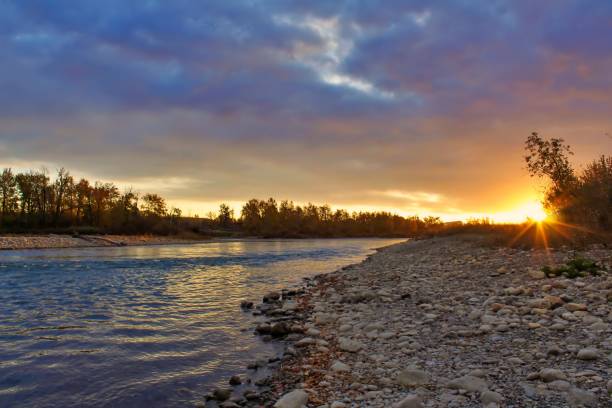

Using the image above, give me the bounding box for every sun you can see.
[521,201,549,223]
[488,200,549,223]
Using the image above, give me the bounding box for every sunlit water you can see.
[0,238,403,407]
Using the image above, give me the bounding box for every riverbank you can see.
[233,235,611,407]
[0,234,208,250]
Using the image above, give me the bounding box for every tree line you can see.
[0,167,181,234]
[239,198,442,238]
[0,167,443,237]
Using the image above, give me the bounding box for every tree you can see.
[524,132,576,213]
[217,203,234,227]
[141,193,167,217]
[0,168,18,222]
[53,168,74,224]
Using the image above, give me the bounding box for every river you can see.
[0,238,403,407]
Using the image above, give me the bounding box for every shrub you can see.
[541,256,600,279]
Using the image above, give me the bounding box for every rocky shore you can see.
[211,235,611,407]
[0,234,205,250]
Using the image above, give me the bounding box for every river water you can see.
[0,238,403,407]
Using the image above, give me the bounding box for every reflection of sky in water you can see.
[0,238,404,408]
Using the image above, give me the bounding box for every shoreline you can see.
[221,235,611,407]
[0,234,408,251]
[0,234,215,251]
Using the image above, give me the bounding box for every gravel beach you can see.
[231,235,611,408]
[0,234,205,250]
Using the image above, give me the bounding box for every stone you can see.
[548,380,571,391]
[528,268,546,280]
[539,368,567,382]
[393,394,423,408]
[263,291,281,303]
[228,375,242,385]
[446,375,488,392]
[330,402,347,408]
[481,390,504,405]
[397,368,429,387]
[295,337,316,347]
[607,379,612,394]
[338,337,364,352]
[240,300,254,309]
[567,387,598,407]
[565,303,587,312]
[270,322,291,337]
[212,388,231,401]
[577,348,599,360]
[330,361,350,372]
[273,389,308,408]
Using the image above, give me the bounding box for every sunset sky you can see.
[1,1,611,221]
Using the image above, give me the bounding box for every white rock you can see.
[338,338,364,352]
[274,389,308,408]
[330,361,350,372]
[393,394,423,408]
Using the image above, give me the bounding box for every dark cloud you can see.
[1,1,611,217]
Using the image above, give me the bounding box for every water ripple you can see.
[0,238,403,407]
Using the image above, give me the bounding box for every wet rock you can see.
[270,322,291,338]
[212,388,231,401]
[255,323,271,334]
[240,300,254,309]
[229,375,242,386]
[263,291,281,303]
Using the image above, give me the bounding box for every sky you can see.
[1,1,611,221]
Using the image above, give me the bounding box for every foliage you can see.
[541,256,600,279]
[239,198,442,238]
[0,167,174,234]
[524,133,611,230]
[0,166,446,238]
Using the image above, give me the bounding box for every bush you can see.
[541,256,600,279]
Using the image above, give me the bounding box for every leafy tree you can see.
[0,168,18,221]
[217,203,234,227]
[141,193,167,217]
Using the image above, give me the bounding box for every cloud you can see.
[1,1,611,218]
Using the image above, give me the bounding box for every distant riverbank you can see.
[0,234,210,250]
